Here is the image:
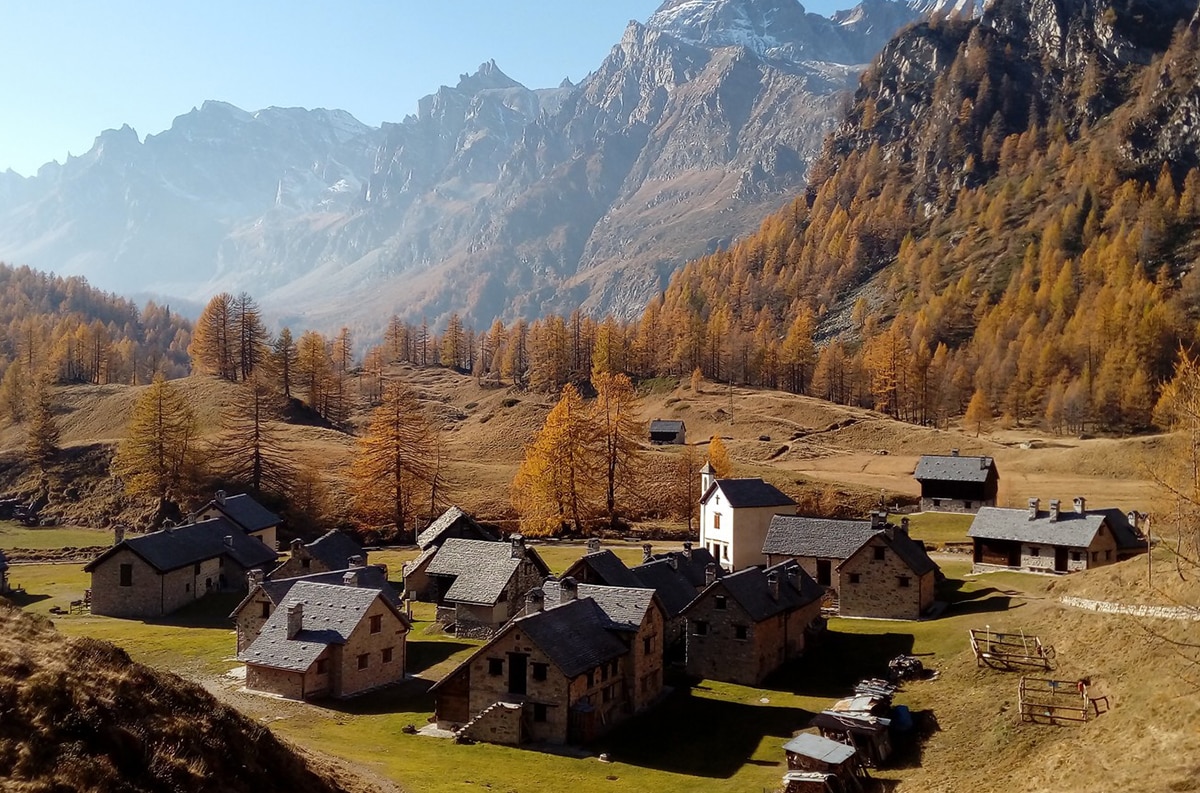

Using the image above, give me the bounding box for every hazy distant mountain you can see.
[0,0,953,336]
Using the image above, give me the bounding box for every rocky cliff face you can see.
[0,0,950,334]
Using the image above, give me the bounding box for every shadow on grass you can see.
[144,593,244,629]
[938,579,1015,616]
[886,708,941,771]
[6,591,50,607]
[318,676,435,717]
[592,686,811,778]
[407,639,476,676]
[766,630,916,699]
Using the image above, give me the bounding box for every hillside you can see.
[0,602,370,793]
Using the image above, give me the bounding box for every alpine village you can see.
[1,1,1199,792]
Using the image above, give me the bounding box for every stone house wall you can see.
[90,550,167,619]
[336,599,407,697]
[463,626,573,743]
[685,585,814,686]
[235,589,276,652]
[459,702,524,745]
[629,605,666,713]
[245,664,306,699]
[838,536,931,620]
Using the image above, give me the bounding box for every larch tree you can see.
[512,383,595,535]
[189,292,236,380]
[112,374,198,518]
[707,434,733,478]
[0,359,30,425]
[24,376,59,468]
[670,445,702,531]
[349,380,438,541]
[964,388,992,437]
[295,330,331,417]
[210,374,295,497]
[591,372,646,529]
[271,327,298,400]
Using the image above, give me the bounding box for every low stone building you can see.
[270,530,366,580]
[198,491,282,549]
[837,522,939,620]
[762,515,882,591]
[230,563,399,652]
[426,536,550,638]
[240,581,410,700]
[699,465,798,571]
[913,451,999,513]
[648,419,686,444]
[967,497,1148,574]
[404,506,499,601]
[683,560,825,686]
[84,517,279,619]
[431,577,666,745]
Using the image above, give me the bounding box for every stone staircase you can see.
[456,700,524,745]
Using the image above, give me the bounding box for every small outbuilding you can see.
[837,520,940,620]
[270,530,366,580]
[762,515,881,590]
[913,451,998,513]
[404,507,499,601]
[782,732,868,793]
[198,491,282,549]
[426,535,550,638]
[648,419,686,445]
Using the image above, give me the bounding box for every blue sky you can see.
[1,1,858,176]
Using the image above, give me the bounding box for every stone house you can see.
[648,419,686,444]
[762,515,882,591]
[270,530,366,580]
[837,522,939,620]
[781,732,868,793]
[683,560,825,686]
[431,577,666,746]
[84,516,279,619]
[0,549,9,595]
[967,497,1148,574]
[198,491,282,549]
[912,451,999,513]
[230,563,399,652]
[426,535,550,638]
[240,581,410,700]
[403,506,498,601]
[699,465,798,571]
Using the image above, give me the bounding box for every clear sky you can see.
[1,0,858,176]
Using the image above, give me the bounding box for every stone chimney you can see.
[216,490,226,505]
[1074,497,1086,514]
[705,564,717,587]
[950,449,959,457]
[247,569,264,589]
[785,564,800,590]
[557,577,578,606]
[682,541,693,560]
[1028,498,1039,520]
[348,555,364,568]
[586,538,601,554]
[510,534,526,559]
[871,511,887,529]
[666,555,678,571]
[342,570,358,587]
[642,543,653,563]
[1049,500,1060,522]
[900,517,910,535]
[290,538,304,553]
[524,587,544,615]
[287,603,303,638]
[767,571,780,601]
[113,525,126,545]
[187,512,198,525]
[224,535,234,548]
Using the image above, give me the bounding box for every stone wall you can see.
[336,598,407,697]
[1060,596,1200,621]
[464,626,573,743]
[235,590,275,652]
[459,701,524,745]
[90,550,170,619]
[838,536,928,620]
[920,497,991,513]
[245,664,306,699]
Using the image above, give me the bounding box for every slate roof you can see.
[875,530,939,576]
[205,493,280,533]
[567,550,644,588]
[84,517,278,574]
[426,538,548,606]
[650,547,721,588]
[513,597,629,678]
[416,506,495,549]
[783,733,858,765]
[630,558,702,617]
[968,506,1146,549]
[762,516,878,560]
[575,584,657,631]
[649,419,685,435]
[701,478,796,508]
[230,565,399,619]
[402,545,438,578]
[694,560,824,622]
[239,582,399,672]
[303,530,364,571]
[913,454,996,484]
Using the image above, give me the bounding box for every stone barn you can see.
[426,536,550,638]
[762,515,881,591]
[648,419,686,444]
[198,491,282,549]
[270,530,366,580]
[837,521,939,620]
[913,451,998,513]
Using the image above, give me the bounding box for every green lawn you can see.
[0,521,111,551]
[895,511,975,548]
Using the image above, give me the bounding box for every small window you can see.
[693,620,709,636]
[713,513,721,530]
[260,602,271,618]
[369,614,382,634]
[488,658,503,676]
[119,563,133,587]
[898,576,911,588]
[193,562,201,574]
[715,595,727,610]
[1030,547,1040,558]
[498,589,508,602]
[964,501,973,510]
[849,573,861,584]
[734,625,748,641]
[601,664,609,682]
[357,653,369,670]
[1071,551,1081,562]
[643,636,652,655]
[602,685,612,703]
[533,703,548,722]
[383,647,394,664]
[1105,550,1112,561]
[301,558,311,569]
[316,658,329,674]
[185,583,190,592]
[1091,552,1098,562]
[873,546,886,561]
[586,670,595,687]
[532,662,548,681]
[932,499,941,507]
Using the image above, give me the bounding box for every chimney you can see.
[247,569,264,589]
[510,534,526,559]
[871,511,887,529]
[642,543,653,564]
[524,587,545,615]
[666,555,678,571]
[1049,500,1061,522]
[1028,498,1039,520]
[342,571,358,587]
[1074,497,1086,514]
[786,564,800,590]
[287,603,303,638]
[900,517,910,535]
[187,512,198,525]
[113,525,126,545]
[216,490,226,505]
[586,538,601,554]
[1127,510,1140,531]
[558,577,578,605]
[290,538,304,553]
[705,564,717,587]
[224,535,234,548]
[950,449,959,457]
[682,541,693,560]
[348,555,364,568]
[767,571,780,601]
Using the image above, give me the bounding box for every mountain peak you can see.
[455,59,523,93]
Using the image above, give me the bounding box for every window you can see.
[382,647,394,664]
[1030,547,1040,558]
[849,573,861,584]
[734,625,748,641]
[260,602,271,618]
[643,636,652,655]
[185,583,190,592]
[532,662,548,681]
[601,664,609,682]
[119,563,133,587]
[533,703,548,722]
[713,513,721,530]
[369,614,382,634]
[488,658,504,676]
[357,654,369,670]
[316,658,328,674]
[692,620,709,636]
[1091,552,1098,562]
[715,595,727,610]
[898,576,911,588]
[301,558,311,569]
[586,670,595,687]
[1071,551,1082,562]
[932,499,941,507]
[873,546,885,561]
[964,501,973,510]
[194,562,201,574]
